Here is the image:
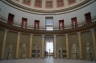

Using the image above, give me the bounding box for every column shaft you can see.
[16,32,20,58]
[54,35,56,58]
[91,29,96,59]
[41,35,45,58]
[1,29,8,59]
[65,34,69,58]
[77,32,83,59]
[29,34,33,58]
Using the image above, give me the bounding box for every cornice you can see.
[1,0,96,15]
[0,21,96,34]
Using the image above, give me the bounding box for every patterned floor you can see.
[0,56,95,63]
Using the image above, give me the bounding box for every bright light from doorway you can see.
[46,42,53,53]
[46,27,53,31]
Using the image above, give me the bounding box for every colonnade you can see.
[0,29,96,60]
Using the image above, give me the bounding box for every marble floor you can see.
[0,56,95,63]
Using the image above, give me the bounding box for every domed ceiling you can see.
[4,0,90,13]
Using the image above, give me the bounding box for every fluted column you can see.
[1,29,8,59]
[54,35,57,58]
[65,34,69,58]
[77,32,83,59]
[16,32,21,58]
[91,29,96,59]
[41,35,45,58]
[29,34,33,58]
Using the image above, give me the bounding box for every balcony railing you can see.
[0,15,96,31]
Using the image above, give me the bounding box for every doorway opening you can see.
[45,37,54,56]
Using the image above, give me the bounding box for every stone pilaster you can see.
[77,32,83,59]
[54,35,57,58]
[16,32,21,58]
[91,29,96,59]
[65,34,69,58]
[1,29,8,59]
[29,34,33,58]
[41,35,45,58]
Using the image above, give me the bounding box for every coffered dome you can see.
[4,0,90,13]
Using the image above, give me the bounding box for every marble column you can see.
[65,34,69,58]
[16,32,21,58]
[77,32,83,59]
[54,35,57,58]
[29,34,33,58]
[91,29,96,59]
[1,29,8,59]
[41,35,45,58]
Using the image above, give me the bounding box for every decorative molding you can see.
[1,0,95,15]
[0,20,96,34]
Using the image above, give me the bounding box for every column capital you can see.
[90,29,95,32]
[42,34,45,37]
[77,32,81,34]
[54,34,56,37]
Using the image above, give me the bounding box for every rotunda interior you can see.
[0,0,96,63]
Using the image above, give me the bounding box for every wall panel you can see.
[81,31,94,60]
[56,35,66,58]
[32,35,42,57]
[68,33,80,59]
[19,33,30,58]
[5,31,17,59]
